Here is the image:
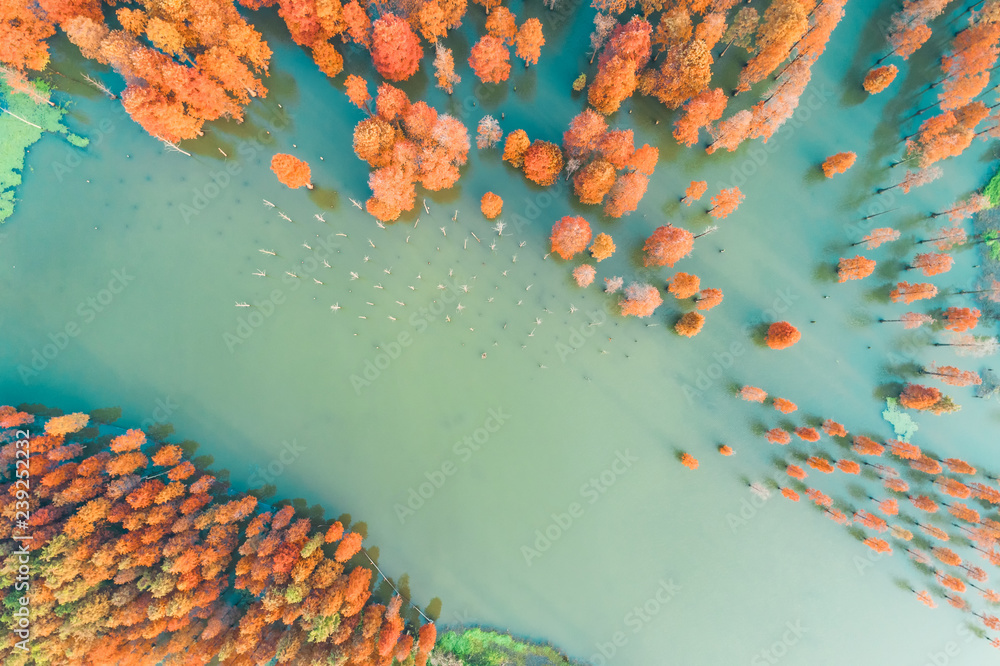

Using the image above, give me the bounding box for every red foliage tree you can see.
[708,187,744,218]
[765,321,800,349]
[899,384,942,411]
[673,88,727,146]
[675,312,706,337]
[515,18,544,67]
[522,140,564,186]
[910,252,954,277]
[942,307,980,333]
[837,256,876,282]
[469,35,511,83]
[642,225,693,267]
[270,154,312,189]
[619,282,663,317]
[864,65,898,94]
[604,172,649,218]
[891,282,938,304]
[371,14,423,82]
[822,152,856,177]
[682,180,707,205]
[550,216,593,260]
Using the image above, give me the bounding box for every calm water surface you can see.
[2,0,999,663]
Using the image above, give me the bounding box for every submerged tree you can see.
[642,225,694,267]
[822,152,857,177]
[270,154,313,189]
[550,216,592,260]
[765,321,801,349]
[619,282,663,317]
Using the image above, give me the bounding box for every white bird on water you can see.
[350,272,359,280]
[286,271,298,278]
[303,242,312,250]
[349,198,362,209]
[493,220,505,236]
[330,303,342,311]
[236,301,250,307]
[253,269,266,277]
[259,249,276,256]
[315,213,326,222]
[322,260,331,268]
[314,278,323,285]
[364,256,370,262]
[376,221,386,229]
[569,305,578,313]
[535,317,542,325]
[279,212,292,222]
[456,303,465,312]
[423,199,431,214]
[512,255,518,263]
[263,199,275,208]
[440,226,447,237]
[384,268,392,275]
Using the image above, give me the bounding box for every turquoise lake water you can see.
[3,0,1000,663]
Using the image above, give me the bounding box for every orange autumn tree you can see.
[735,0,809,93]
[370,14,423,81]
[837,255,876,282]
[270,153,313,189]
[864,65,898,94]
[550,216,593,260]
[673,88,727,146]
[682,180,708,205]
[909,252,954,277]
[469,35,511,83]
[853,227,901,249]
[675,312,705,337]
[891,282,938,304]
[522,140,564,186]
[503,129,531,167]
[619,282,663,317]
[708,187,744,218]
[589,16,652,114]
[515,18,544,67]
[680,453,699,469]
[822,152,856,177]
[696,288,723,311]
[0,407,433,664]
[354,84,470,221]
[667,272,700,299]
[433,42,461,93]
[590,233,616,261]
[942,307,980,333]
[739,386,767,402]
[899,383,942,411]
[480,192,503,219]
[643,225,694,267]
[573,264,597,287]
[765,321,800,349]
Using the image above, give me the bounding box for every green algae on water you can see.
[882,398,918,442]
[1,79,88,224]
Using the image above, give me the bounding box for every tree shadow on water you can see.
[308,184,339,210]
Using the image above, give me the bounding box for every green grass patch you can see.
[434,628,581,666]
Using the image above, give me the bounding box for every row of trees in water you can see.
[719,385,1000,648]
[0,406,436,665]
